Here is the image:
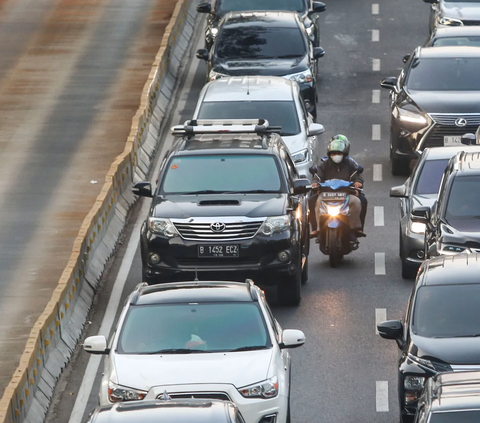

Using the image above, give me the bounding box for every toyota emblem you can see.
[210,222,226,233]
[455,118,468,127]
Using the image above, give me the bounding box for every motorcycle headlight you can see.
[409,221,425,234]
[398,107,427,125]
[404,376,425,391]
[438,16,463,27]
[209,70,228,81]
[108,382,147,403]
[239,376,278,399]
[260,215,291,236]
[326,205,342,217]
[291,149,309,164]
[148,217,179,237]
[284,69,312,83]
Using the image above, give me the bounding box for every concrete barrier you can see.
[0,0,197,421]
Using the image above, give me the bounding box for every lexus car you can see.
[196,0,326,50]
[380,46,480,175]
[377,253,480,423]
[83,280,306,423]
[196,11,325,118]
[424,0,480,34]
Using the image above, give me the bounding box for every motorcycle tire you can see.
[328,228,341,268]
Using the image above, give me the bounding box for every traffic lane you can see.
[0,0,178,395]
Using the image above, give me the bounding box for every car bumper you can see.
[402,228,426,265]
[295,159,314,181]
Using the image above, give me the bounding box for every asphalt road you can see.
[44,0,432,422]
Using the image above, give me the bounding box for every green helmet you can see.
[327,138,348,156]
[330,134,350,155]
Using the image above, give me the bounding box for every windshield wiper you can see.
[276,54,301,59]
[145,348,210,354]
[228,345,269,352]
[182,190,228,195]
[227,190,279,194]
[433,333,480,338]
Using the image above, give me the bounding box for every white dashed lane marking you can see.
[374,206,384,226]
[372,124,381,140]
[372,58,380,71]
[375,308,387,334]
[372,29,379,42]
[372,3,379,14]
[372,89,380,103]
[373,164,382,181]
[375,252,386,275]
[376,381,389,412]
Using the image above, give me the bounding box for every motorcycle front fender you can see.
[327,219,341,229]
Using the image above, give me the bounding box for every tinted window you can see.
[406,58,480,90]
[161,155,282,194]
[217,0,307,13]
[118,303,271,353]
[198,101,300,136]
[412,285,480,338]
[446,175,480,219]
[414,159,449,195]
[216,27,306,60]
[433,36,480,47]
[430,411,480,422]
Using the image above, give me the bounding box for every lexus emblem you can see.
[455,118,468,127]
[210,222,226,233]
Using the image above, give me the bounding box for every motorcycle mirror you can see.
[309,166,318,175]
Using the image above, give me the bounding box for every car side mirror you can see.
[380,77,398,90]
[196,48,209,61]
[293,178,311,195]
[313,47,325,59]
[83,335,110,355]
[461,133,478,145]
[132,181,153,198]
[411,206,431,224]
[308,123,325,136]
[310,1,326,13]
[280,329,305,349]
[196,2,212,13]
[402,54,411,63]
[377,320,403,347]
[390,185,407,197]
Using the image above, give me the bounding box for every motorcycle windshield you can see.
[320,179,353,190]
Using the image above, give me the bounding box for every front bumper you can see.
[402,227,426,265]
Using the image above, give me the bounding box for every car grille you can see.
[423,113,480,148]
[173,220,264,241]
[159,392,231,401]
[176,257,259,266]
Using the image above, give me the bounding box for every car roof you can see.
[222,11,300,28]
[131,281,257,305]
[430,372,480,412]
[423,146,480,160]
[91,399,236,423]
[419,253,480,286]
[201,76,297,103]
[433,26,480,38]
[417,46,480,58]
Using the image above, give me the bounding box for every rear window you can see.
[198,101,301,136]
[433,36,480,47]
[217,0,306,13]
[161,155,283,194]
[414,159,449,195]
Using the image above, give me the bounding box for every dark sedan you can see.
[380,46,480,175]
[377,253,480,423]
[196,11,325,119]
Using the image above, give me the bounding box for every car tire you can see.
[391,156,410,176]
[277,257,302,306]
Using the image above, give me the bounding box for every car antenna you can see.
[194,268,199,281]
[247,75,250,95]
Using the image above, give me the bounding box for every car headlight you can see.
[259,215,291,236]
[239,376,278,399]
[404,375,425,391]
[398,107,427,125]
[409,221,425,234]
[209,69,228,81]
[284,69,312,83]
[291,149,309,164]
[108,382,147,402]
[305,25,315,41]
[326,205,342,217]
[148,217,179,237]
[408,353,435,371]
[438,16,463,26]
[208,27,218,38]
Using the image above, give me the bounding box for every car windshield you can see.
[412,285,480,338]
[197,101,301,136]
[406,57,480,90]
[118,302,271,354]
[217,0,307,14]
[161,155,283,194]
[414,159,449,195]
[216,26,306,60]
[433,36,480,47]
[445,175,480,220]
[430,411,480,422]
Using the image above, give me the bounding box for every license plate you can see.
[198,245,239,258]
[444,136,462,146]
[322,192,347,201]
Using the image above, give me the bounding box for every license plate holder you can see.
[198,245,239,258]
[322,192,347,201]
[444,135,462,146]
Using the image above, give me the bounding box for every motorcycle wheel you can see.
[328,228,341,268]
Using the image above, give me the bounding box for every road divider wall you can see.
[0,0,196,422]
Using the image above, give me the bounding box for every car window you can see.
[216,27,306,60]
[445,175,480,220]
[217,0,307,13]
[433,36,480,47]
[430,411,480,422]
[414,159,449,195]
[412,285,480,338]
[161,155,283,194]
[406,57,480,91]
[197,101,301,136]
[118,302,271,353]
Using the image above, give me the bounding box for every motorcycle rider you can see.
[309,136,367,240]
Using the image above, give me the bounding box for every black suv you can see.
[414,371,480,423]
[196,12,325,119]
[411,151,480,258]
[196,0,326,50]
[380,46,480,175]
[132,119,311,306]
[377,253,480,423]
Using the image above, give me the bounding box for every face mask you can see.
[331,154,343,164]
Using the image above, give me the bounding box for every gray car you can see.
[424,0,480,34]
[390,145,480,279]
[424,25,480,45]
[192,76,325,180]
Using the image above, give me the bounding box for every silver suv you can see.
[424,0,480,33]
[192,76,325,180]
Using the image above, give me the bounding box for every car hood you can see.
[411,333,480,364]
[407,90,480,113]
[152,194,287,218]
[441,2,480,21]
[282,133,308,155]
[113,350,273,391]
[411,193,437,209]
[443,217,480,237]
[213,57,308,77]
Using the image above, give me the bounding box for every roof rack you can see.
[171,119,282,137]
[245,278,258,301]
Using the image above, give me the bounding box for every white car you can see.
[84,280,306,423]
[192,75,325,180]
